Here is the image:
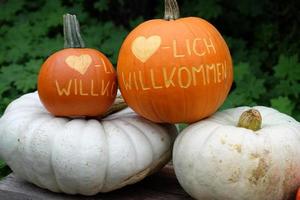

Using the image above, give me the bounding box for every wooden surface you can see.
[0,164,193,200]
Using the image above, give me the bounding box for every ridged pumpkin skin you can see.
[173,106,300,200]
[117,17,233,123]
[0,92,177,195]
[38,48,117,117]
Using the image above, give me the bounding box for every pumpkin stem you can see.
[164,0,180,20]
[101,94,127,118]
[237,109,262,131]
[63,13,85,48]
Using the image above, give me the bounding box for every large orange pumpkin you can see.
[117,0,233,123]
[38,14,117,117]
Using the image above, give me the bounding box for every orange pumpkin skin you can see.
[297,188,300,200]
[38,48,117,117]
[117,17,233,123]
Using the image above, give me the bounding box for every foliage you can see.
[0,0,299,177]
[0,160,11,180]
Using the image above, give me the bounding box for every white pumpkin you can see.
[173,106,300,200]
[0,92,177,195]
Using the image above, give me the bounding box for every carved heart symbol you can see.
[65,54,92,75]
[131,36,161,63]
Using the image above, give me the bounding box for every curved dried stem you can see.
[164,0,180,20]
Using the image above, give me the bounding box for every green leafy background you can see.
[0,0,299,178]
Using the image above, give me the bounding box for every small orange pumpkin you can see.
[38,14,117,117]
[117,0,233,123]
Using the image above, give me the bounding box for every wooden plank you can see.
[0,164,192,200]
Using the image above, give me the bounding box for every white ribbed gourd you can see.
[173,106,300,200]
[0,92,177,195]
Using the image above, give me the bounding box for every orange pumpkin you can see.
[117,0,233,123]
[38,14,117,117]
[297,188,300,200]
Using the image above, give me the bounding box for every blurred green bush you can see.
[0,0,299,118]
